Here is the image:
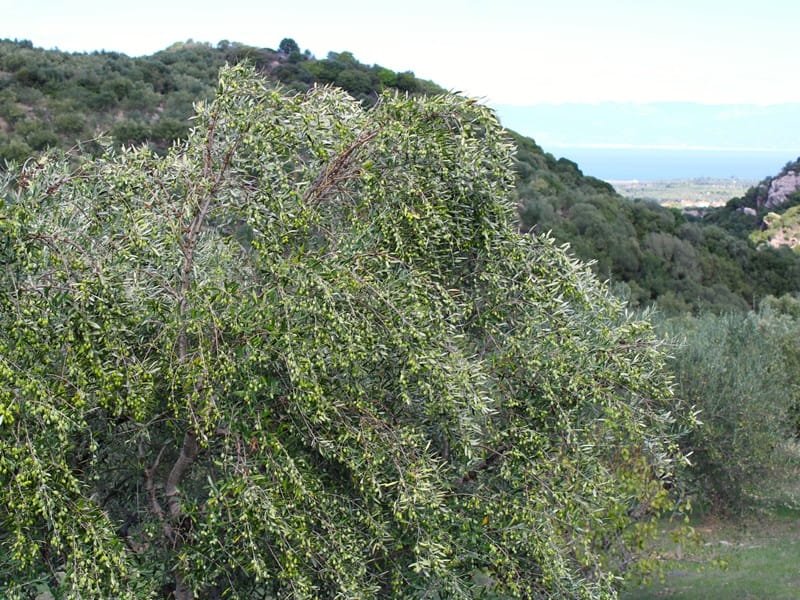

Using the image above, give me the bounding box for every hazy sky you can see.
[4,0,800,105]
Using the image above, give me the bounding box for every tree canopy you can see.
[0,65,688,599]
[2,37,800,314]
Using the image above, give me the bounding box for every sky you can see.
[5,0,800,106]
[4,0,800,178]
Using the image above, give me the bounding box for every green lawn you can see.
[623,443,800,599]
[623,514,800,599]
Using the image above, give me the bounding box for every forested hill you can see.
[1,37,799,313]
[0,38,443,159]
[513,134,800,312]
[707,157,800,247]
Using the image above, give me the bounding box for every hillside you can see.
[751,206,800,248]
[702,157,800,251]
[0,38,443,161]
[2,37,799,313]
[512,134,800,312]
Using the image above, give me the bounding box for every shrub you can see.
[0,64,688,599]
[666,312,795,513]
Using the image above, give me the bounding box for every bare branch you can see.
[165,431,199,521]
[303,129,378,206]
[456,444,509,486]
[142,443,173,542]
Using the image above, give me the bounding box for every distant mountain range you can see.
[495,102,800,153]
[494,103,800,180]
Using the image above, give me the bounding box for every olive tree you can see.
[666,309,798,513]
[0,65,686,599]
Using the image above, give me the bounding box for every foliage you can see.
[278,38,301,56]
[663,310,799,514]
[750,205,800,251]
[0,37,442,160]
[758,294,800,435]
[1,38,799,314]
[0,65,688,599]
[512,130,800,313]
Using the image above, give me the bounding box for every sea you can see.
[549,148,798,182]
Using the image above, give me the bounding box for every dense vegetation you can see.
[0,37,798,598]
[2,38,799,314]
[704,157,800,240]
[513,134,800,313]
[663,302,800,514]
[0,38,441,161]
[0,64,690,598]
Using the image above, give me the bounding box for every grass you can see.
[622,511,800,599]
[622,442,800,599]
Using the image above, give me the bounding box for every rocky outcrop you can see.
[764,170,800,209]
[750,206,800,250]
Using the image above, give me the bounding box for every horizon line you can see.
[495,100,800,108]
[543,143,800,153]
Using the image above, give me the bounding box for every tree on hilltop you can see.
[278,37,300,56]
[0,65,688,599]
